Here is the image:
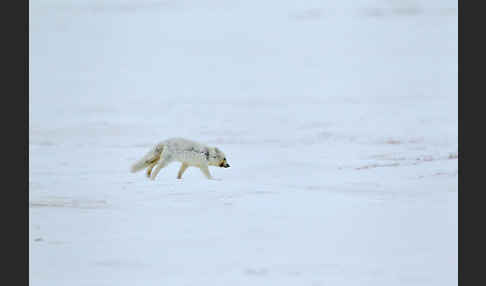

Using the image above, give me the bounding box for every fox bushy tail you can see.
[130,144,164,173]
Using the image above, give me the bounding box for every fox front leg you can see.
[199,165,213,180]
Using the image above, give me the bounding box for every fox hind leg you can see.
[177,163,189,179]
[146,161,158,178]
[150,155,172,181]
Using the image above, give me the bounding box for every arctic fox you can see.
[130,138,230,180]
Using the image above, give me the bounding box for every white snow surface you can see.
[30,0,458,285]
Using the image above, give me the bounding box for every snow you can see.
[29,0,457,285]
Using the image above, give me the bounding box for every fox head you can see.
[209,147,230,168]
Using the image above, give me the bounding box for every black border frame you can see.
[2,0,28,285]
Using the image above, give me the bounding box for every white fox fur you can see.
[130,137,230,180]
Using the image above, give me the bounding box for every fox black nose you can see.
[225,164,230,168]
